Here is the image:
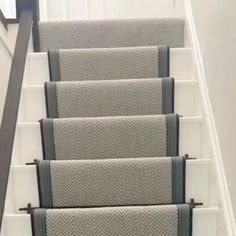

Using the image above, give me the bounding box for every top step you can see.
[38,18,185,51]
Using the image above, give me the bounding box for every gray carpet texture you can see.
[45,78,174,118]
[32,205,191,236]
[47,46,169,81]
[37,157,185,208]
[31,15,193,236]
[40,114,179,160]
[39,18,185,51]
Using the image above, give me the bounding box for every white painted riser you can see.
[6,159,210,214]
[39,0,185,21]
[2,208,218,236]
[23,48,195,86]
[12,117,210,165]
[18,80,201,122]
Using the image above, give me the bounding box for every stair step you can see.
[45,78,174,118]
[19,80,201,122]
[3,208,218,236]
[33,205,192,235]
[8,159,209,213]
[48,46,170,81]
[41,114,179,160]
[24,48,194,85]
[12,116,209,165]
[38,157,186,208]
[38,18,185,51]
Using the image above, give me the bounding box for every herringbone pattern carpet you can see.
[37,157,185,208]
[48,45,170,81]
[45,78,173,118]
[33,16,192,236]
[39,205,179,236]
[53,115,167,160]
[40,114,179,160]
[59,47,160,81]
[39,18,185,51]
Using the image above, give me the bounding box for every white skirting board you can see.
[185,0,236,235]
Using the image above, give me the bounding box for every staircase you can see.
[0,6,226,236]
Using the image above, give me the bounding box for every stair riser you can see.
[7,160,209,213]
[23,49,194,85]
[39,0,185,21]
[2,209,218,236]
[18,81,201,122]
[12,118,209,165]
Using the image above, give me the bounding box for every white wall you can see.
[189,0,236,223]
[39,0,185,21]
[0,23,18,123]
[0,0,16,18]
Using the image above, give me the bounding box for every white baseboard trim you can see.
[185,1,236,235]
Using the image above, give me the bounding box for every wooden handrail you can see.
[0,11,33,230]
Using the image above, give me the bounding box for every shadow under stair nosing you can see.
[45,77,174,118]
[37,157,185,208]
[48,45,170,82]
[40,114,179,161]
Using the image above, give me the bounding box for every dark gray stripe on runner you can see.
[45,82,58,118]
[48,50,61,81]
[172,157,184,204]
[33,209,47,236]
[158,46,170,77]
[41,119,55,160]
[162,77,174,114]
[178,205,191,236]
[38,161,53,208]
[166,114,179,156]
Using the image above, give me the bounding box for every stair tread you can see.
[11,159,211,168]
[5,207,220,217]
[27,47,192,57]
[23,79,196,88]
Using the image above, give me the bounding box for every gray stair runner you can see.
[40,114,179,160]
[37,157,185,208]
[38,18,185,51]
[45,78,174,118]
[29,15,194,236]
[32,204,191,236]
[48,46,169,81]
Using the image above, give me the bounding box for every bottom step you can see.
[2,208,218,236]
[32,205,191,236]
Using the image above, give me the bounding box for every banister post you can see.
[16,0,40,51]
